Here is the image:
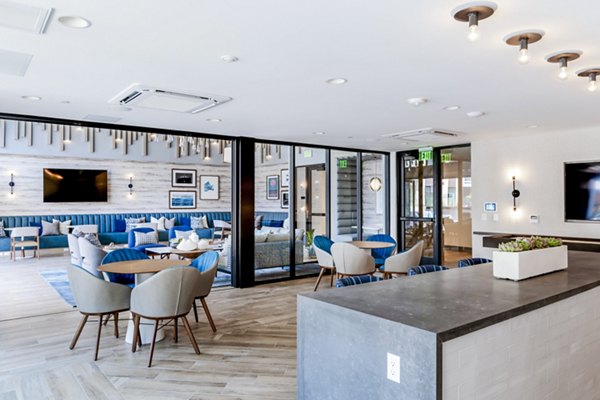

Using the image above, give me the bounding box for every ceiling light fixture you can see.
[527,124,539,129]
[504,30,544,64]
[546,50,582,80]
[443,105,460,111]
[452,2,497,42]
[407,97,428,106]
[60,100,70,104]
[466,111,485,118]
[220,55,239,63]
[206,118,221,122]
[576,68,600,92]
[326,78,347,85]
[21,95,41,101]
[58,16,91,29]
[313,131,325,135]
[369,177,383,192]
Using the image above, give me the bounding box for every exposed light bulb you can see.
[589,77,597,92]
[558,66,569,80]
[518,48,530,64]
[467,24,480,42]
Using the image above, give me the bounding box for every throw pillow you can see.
[151,216,166,231]
[114,219,126,232]
[84,233,102,248]
[267,232,289,242]
[134,222,158,231]
[29,222,43,236]
[263,219,284,228]
[125,217,145,232]
[180,217,191,227]
[41,220,60,236]
[255,233,269,243]
[191,216,209,230]
[134,231,158,246]
[201,215,209,229]
[71,229,86,238]
[175,230,193,240]
[0,221,6,238]
[52,219,71,235]
[255,215,263,229]
[283,218,290,230]
[164,217,176,230]
[295,228,305,241]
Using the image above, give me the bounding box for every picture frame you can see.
[169,190,197,209]
[266,175,279,200]
[199,175,220,200]
[171,169,197,188]
[280,169,289,187]
[281,190,289,208]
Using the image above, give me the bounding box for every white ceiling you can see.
[0,0,599,152]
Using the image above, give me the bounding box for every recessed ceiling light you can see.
[466,111,485,118]
[220,55,239,63]
[58,16,91,29]
[313,131,325,135]
[347,136,354,139]
[60,100,70,104]
[443,105,460,111]
[407,97,428,106]
[206,118,222,123]
[527,124,539,129]
[326,78,347,85]
[21,95,41,101]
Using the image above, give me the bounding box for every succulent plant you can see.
[498,236,562,252]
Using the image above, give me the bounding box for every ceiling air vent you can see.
[109,84,232,114]
[382,128,459,142]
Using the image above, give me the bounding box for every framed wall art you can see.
[171,169,197,188]
[266,175,279,200]
[169,190,197,209]
[199,175,220,200]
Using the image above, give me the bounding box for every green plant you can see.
[305,229,315,247]
[498,236,563,252]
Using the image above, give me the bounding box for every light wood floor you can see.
[0,252,326,400]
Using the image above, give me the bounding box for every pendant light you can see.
[576,68,600,92]
[503,30,544,64]
[545,50,583,80]
[452,2,497,42]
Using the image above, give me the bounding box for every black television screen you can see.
[565,162,600,222]
[43,168,108,203]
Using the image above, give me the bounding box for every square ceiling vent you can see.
[0,1,52,34]
[109,84,232,114]
[382,128,459,142]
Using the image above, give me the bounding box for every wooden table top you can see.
[348,241,395,249]
[97,259,189,274]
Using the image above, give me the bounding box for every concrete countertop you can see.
[300,251,600,341]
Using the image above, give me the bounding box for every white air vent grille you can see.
[109,84,232,114]
[382,128,459,142]
[0,1,52,34]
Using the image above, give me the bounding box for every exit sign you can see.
[303,149,313,158]
[418,147,433,161]
[441,153,452,163]
[338,159,348,169]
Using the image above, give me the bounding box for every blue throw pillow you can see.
[29,222,42,236]
[180,217,191,227]
[263,219,284,228]
[114,219,126,233]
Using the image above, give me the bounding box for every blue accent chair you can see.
[313,235,334,255]
[407,265,449,276]
[336,275,383,287]
[457,257,493,268]
[368,234,397,266]
[100,248,149,287]
[128,227,163,253]
[168,226,193,241]
[190,251,220,273]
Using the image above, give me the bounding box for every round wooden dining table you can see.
[348,240,395,250]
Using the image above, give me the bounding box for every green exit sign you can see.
[338,159,348,169]
[418,149,433,161]
[303,149,313,158]
[441,153,452,163]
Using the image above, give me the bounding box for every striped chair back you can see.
[407,265,449,276]
[336,275,383,287]
[457,258,492,268]
[367,234,397,262]
[190,251,219,272]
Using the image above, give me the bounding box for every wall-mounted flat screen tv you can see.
[565,161,600,222]
[43,168,108,203]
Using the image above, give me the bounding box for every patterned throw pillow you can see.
[53,219,71,235]
[84,233,102,248]
[71,229,86,238]
[191,216,208,229]
[164,217,176,230]
[174,230,193,240]
[134,231,158,246]
[125,217,145,232]
[41,220,60,236]
[0,221,6,238]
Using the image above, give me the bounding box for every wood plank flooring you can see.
[0,253,326,399]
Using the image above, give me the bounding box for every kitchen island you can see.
[297,251,600,400]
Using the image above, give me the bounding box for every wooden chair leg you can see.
[113,312,119,338]
[192,299,199,323]
[330,269,335,287]
[103,313,111,326]
[314,267,326,291]
[70,314,89,350]
[174,317,178,343]
[94,314,103,361]
[148,320,160,368]
[181,315,200,355]
[200,297,217,333]
[132,314,140,353]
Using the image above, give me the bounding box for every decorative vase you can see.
[492,245,568,281]
[307,245,315,258]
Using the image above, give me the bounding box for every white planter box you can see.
[493,245,568,281]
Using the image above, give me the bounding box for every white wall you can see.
[471,127,600,257]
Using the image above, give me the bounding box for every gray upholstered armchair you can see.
[331,243,376,277]
[381,240,424,278]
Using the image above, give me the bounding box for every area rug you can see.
[39,270,77,307]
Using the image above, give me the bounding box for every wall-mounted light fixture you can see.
[369,177,382,192]
[504,30,544,64]
[128,176,134,196]
[9,173,15,195]
[511,176,520,211]
[452,2,497,42]
[204,139,211,160]
[576,67,600,92]
[545,50,583,80]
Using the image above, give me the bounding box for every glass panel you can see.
[404,220,434,259]
[331,150,358,242]
[441,146,472,267]
[254,143,291,281]
[295,147,326,277]
[362,153,386,238]
[403,153,435,218]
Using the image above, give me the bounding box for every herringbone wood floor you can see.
[0,252,325,400]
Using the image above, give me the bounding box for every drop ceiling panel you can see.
[0,49,33,76]
[0,1,52,34]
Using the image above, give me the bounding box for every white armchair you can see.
[78,237,107,278]
[382,241,424,277]
[331,243,376,277]
[68,234,82,266]
[313,245,335,291]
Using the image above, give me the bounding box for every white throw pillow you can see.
[84,233,102,248]
[134,222,158,231]
[175,230,193,239]
[53,219,71,235]
[134,231,158,246]
[151,217,166,231]
[295,228,305,241]
[191,216,203,230]
[164,217,176,230]
[255,233,269,243]
[283,218,290,229]
[125,217,145,232]
[267,232,290,242]
[41,220,60,236]
[201,215,209,229]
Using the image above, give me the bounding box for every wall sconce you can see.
[369,177,382,192]
[9,173,15,195]
[511,176,520,211]
[128,176,134,196]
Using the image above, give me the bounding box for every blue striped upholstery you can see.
[457,258,493,268]
[190,251,219,272]
[100,248,148,286]
[407,265,449,276]
[314,236,334,255]
[367,234,397,265]
[336,275,383,287]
